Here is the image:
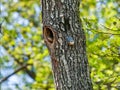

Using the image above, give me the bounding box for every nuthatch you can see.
[66,36,74,46]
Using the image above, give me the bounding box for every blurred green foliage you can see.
[81,0,120,90]
[0,0,120,90]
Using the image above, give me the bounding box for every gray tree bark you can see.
[42,0,93,90]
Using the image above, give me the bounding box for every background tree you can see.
[0,0,120,90]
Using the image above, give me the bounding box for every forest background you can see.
[0,0,120,90]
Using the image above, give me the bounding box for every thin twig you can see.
[93,30,120,35]
[100,24,120,31]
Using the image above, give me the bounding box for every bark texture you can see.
[42,0,93,90]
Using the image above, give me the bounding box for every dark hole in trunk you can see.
[44,27,54,44]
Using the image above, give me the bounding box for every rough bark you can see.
[42,0,93,90]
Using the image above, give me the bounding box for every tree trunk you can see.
[42,0,93,90]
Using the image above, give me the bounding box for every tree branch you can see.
[93,30,120,35]
[2,47,36,80]
[100,24,120,31]
[0,63,31,84]
[13,56,36,80]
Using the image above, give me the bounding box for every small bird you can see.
[66,36,74,46]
